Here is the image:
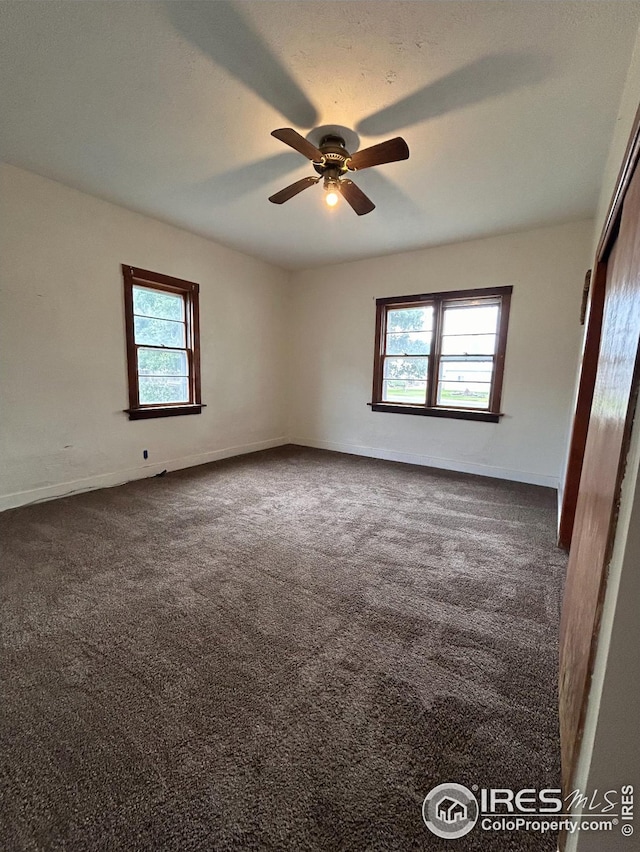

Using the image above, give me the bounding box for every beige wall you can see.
[289,220,593,487]
[1,164,592,506]
[0,163,290,510]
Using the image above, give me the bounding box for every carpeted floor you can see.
[0,445,566,851]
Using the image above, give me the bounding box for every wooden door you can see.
[558,263,606,550]
[559,138,640,792]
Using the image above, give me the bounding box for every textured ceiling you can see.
[1,1,639,270]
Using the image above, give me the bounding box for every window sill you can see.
[368,402,502,423]
[125,404,204,421]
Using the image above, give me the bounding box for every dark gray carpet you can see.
[0,445,566,851]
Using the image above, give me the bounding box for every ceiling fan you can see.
[268,128,410,215]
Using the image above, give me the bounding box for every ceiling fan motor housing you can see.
[313,135,350,176]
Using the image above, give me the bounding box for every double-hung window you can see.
[372,286,511,422]
[123,265,202,420]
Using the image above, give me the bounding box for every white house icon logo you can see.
[422,783,479,839]
[437,796,468,824]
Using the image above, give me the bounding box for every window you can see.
[122,265,202,420]
[371,286,512,422]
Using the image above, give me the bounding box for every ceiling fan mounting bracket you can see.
[319,134,346,149]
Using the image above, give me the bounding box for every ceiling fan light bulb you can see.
[325,191,339,207]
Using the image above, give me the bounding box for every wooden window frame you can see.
[371,286,512,423]
[122,265,202,421]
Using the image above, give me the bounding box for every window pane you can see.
[383,380,427,404]
[442,304,499,336]
[439,358,494,384]
[385,331,432,355]
[437,381,491,409]
[386,306,433,333]
[139,376,189,405]
[138,348,188,376]
[134,316,186,347]
[383,356,428,380]
[133,286,184,321]
[441,333,496,355]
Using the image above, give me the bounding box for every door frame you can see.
[560,106,640,549]
[559,101,640,795]
[558,263,606,549]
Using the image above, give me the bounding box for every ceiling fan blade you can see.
[339,179,375,216]
[347,137,409,171]
[269,176,320,204]
[271,129,323,162]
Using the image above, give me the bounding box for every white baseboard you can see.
[0,437,289,512]
[291,437,559,489]
[2,435,558,511]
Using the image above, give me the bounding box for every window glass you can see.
[133,316,186,348]
[133,286,184,321]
